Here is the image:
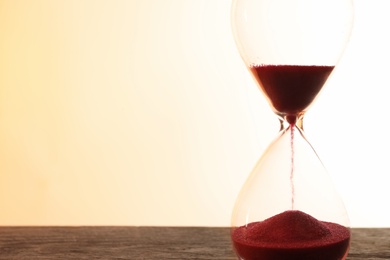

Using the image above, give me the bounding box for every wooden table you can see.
[0,227,389,259]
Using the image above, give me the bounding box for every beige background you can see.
[0,0,389,227]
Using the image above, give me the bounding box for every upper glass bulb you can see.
[231,0,354,122]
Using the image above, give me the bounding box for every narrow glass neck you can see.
[279,115,304,132]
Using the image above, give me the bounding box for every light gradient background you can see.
[0,0,389,227]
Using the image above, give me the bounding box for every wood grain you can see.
[0,227,388,259]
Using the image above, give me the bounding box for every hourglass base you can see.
[231,210,350,260]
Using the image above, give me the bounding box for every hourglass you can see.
[230,0,354,259]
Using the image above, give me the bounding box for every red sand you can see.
[231,210,350,260]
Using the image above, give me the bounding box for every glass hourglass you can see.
[230,0,354,259]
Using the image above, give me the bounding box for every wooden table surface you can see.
[0,227,389,259]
